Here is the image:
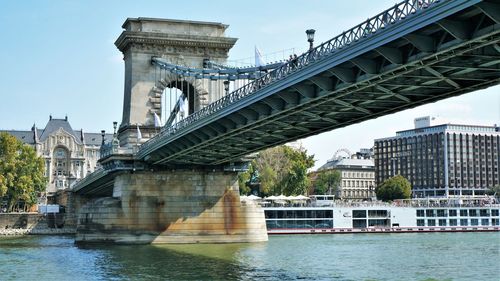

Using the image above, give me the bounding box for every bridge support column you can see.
[75,170,267,244]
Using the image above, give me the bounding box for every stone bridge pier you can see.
[75,169,267,244]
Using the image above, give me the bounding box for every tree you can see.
[314,170,341,195]
[0,132,46,212]
[238,145,315,196]
[486,185,500,198]
[375,175,411,202]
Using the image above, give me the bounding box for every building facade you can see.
[374,117,500,197]
[1,116,112,195]
[318,149,376,200]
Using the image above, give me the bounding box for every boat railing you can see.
[258,200,500,208]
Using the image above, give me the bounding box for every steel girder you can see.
[138,0,500,167]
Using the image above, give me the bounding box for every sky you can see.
[0,0,498,170]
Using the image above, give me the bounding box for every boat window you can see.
[286,210,295,219]
[295,210,305,218]
[306,210,315,218]
[492,218,499,226]
[316,210,326,218]
[353,210,367,218]
[449,219,457,226]
[266,220,278,229]
[436,210,447,217]
[298,220,308,229]
[277,211,285,218]
[305,220,315,228]
[368,219,388,227]
[480,209,489,217]
[368,210,388,218]
[353,219,367,228]
[481,219,489,226]
[427,219,436,226]
[325,210,333,218]
[448,210,457,217]
[460,210,468,217]
[492,209,499,217]
[426,210,435,217]
[470,219,479,226]
[265,210,276,219]
[315,220,333,228]
[416,210,425,217]
[417,219,425,226]
[438,219,447,226]
[460,219,468,226]
[469,209,478,217]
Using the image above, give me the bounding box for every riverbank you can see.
[0,227,76,236]
[0,213,76,236]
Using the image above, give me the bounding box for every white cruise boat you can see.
[253,196,500,234]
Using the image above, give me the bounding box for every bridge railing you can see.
[138,0,439,156]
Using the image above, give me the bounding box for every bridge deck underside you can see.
[142,1,500,166]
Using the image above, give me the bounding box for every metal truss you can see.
[138,0,500,166]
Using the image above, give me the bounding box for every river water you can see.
[0,233,498,280]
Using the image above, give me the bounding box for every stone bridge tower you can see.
[115,18,237,147]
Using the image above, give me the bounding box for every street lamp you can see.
[223,80,230,95]
[306,29,316,50]
[113,122,118,135]
[101,130,106,145]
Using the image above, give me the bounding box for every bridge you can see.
[72,0,500,244]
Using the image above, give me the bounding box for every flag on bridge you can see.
[136,125,142,142]
[154,112,163,127]
[255,46,265,67]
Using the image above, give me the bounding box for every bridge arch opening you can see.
[158,78,203,126]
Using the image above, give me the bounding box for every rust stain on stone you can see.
[223,190,240,235]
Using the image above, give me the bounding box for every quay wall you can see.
[0,213,75,235]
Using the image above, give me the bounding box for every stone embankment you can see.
[0,213,76,236]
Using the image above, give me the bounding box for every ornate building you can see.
[317,149,376,200]
[1,116,112,196]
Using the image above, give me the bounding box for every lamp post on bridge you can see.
[223,80,230,96]
[306,29,315,50]
[101,130,106,145]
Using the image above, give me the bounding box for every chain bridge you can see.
[72,0,500,244]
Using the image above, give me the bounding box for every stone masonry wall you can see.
[75,170,268,244]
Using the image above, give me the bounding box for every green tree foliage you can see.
[314,170,341,195]
[375,174,411,202]
[0,132,46,211]
[238,145,315,196]
[486,185,500,198]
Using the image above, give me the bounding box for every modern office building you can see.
[1,116,112,196]
[317,149,376,200]
[374,117,500,197]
